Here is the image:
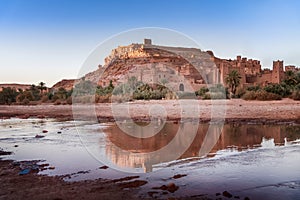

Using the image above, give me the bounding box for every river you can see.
[0,118,299,199]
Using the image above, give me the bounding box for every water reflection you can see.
[101,122,300,172]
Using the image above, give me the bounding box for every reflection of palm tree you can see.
[225,70,241,96]
[38,82,46,94]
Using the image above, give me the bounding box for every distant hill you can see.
[0,80,76,93]
[51,79,75,91]
[0,83,31,92]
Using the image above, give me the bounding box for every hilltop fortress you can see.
[84,39,299,92]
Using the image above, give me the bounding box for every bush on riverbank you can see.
[291,90,300,100]
[195,84,229,100]
[0,87,19,105]
[132,83,170,100]
[112,76,173,101]
[242,90,282,101]
[263,83,292,98]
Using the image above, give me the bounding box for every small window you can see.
[179,83,184,91]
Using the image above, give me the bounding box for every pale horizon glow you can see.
[0,0,299,87]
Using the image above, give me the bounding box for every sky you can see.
[0,0,299,86]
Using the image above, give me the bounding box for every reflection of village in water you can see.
[102,122,300,172]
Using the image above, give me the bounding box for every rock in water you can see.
[223,191,233,198]
[35,135,45,138]
[19,168,30,175]
[166,183,179,193]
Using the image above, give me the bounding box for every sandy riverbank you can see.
[0,99,299,124]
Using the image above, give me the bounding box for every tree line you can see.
[0,82,72,105]
[1,70,300,105]
[206,69,300,100]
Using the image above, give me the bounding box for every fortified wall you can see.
[211,54,289,87]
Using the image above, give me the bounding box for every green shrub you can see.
[165,91,177,100]
[131,83,170,100]
[263,83,291,97]
[16,91,34,103]
[96,81,114,96]
[41,95,49,103]
[21,98,30,105]
[256,90,281,100]
[210,92,227,99]
[150,90,165,99]
[242,90,281,101]
[111,94,132,103]
[0,87,19,104]
[72,95,94,104]
[195,87,209,97]
[95,94,111,103]
[29,85,41,101]
[246,85,260,91]
[54,99,61,105]
[242,91,257,100]
[292,90,300,100]
[200,91,228,100]
[202,93,211,100]
[177,92,195,99]
[235,88,246,98]
[52,87,68,101]
[197,84,229,99]
[73,80,97,96]
[28,101,38,106]
[66,96,72,105]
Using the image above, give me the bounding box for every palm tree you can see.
[38,82,46,94]
[225,70,241,97]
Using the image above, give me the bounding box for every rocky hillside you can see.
[82,41,215,89]
[51,40,216,91]
[51,79,75,91]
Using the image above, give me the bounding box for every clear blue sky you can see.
[0,0,299,86]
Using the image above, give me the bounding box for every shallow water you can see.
[0,118,299,199]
